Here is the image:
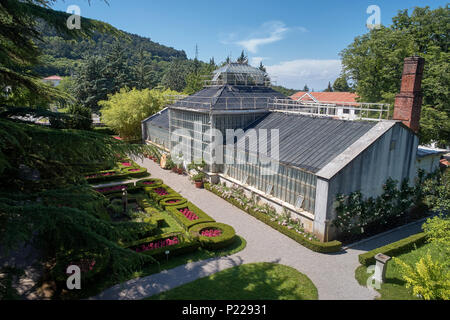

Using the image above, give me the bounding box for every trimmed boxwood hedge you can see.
[136,178,163,190]
[204,183,342,253]
[147,184,180,203]
[123,167,149,178]
[125,233,199,259]
[166,202,215,231]
[94,182,136,195]
[159,196,188,209]
[358,232,427,266]
[85,170,128,183]
[190,222,236,250]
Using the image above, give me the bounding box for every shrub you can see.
[147,184,180,203]
[125,233,199,259]
[166,202,215,230]
[99,87,180,140]
[136,178,163,190]
[393,253,450,300]
[122,166,148,178]
[94,183,136,195]
[358,233,427,266]
[85,170,128,183]
[204,183,341,253]
[51,249,110,283]
[190,222,236,250]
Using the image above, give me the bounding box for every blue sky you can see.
[52,0,447,90]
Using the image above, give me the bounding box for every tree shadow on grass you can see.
[149,260,318,300]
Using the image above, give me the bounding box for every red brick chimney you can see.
[393,56,425,133]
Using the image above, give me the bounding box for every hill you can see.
[33,13,187,77]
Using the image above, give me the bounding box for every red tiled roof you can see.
[290,91,359,104]
[43,75,62,81]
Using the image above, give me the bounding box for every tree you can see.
[132,46,156,90]
[99,87,180,140]
[303,84,309,92]
[0,0,114,100]
[333,75,352,92]
[161,59,189,91]
[340,5,449,146]
[258,62,267,72]
[237,50,248,64]
[72,55,110,112]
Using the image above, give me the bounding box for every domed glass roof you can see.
[211,63,268,85]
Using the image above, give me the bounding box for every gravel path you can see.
[91,158,424,300]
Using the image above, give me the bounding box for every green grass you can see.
[148,263,318,300]
[355,242,440,300]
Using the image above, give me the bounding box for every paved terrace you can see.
[92,157,424,300]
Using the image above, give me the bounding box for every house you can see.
[42,75,62,87]
[142,57,429,241]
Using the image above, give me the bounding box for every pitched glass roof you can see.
[237,112,378,173]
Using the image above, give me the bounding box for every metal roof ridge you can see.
[315,120,397,180]
[141,107,168,123]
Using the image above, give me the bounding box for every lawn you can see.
[355,242,441,300]
[147,263,318,300]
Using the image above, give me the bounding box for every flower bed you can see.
[134,236,180,253]
[201,228,222,237]
[190,222,236,250]
[166,202,215,231]
[148,184,180,202]
[123,166,148,178]
[126,233,199,258]
[85,170,127,183]
[178,207,199,221]
[136,178,163,190]
[159,196,187,209]
[95,183,135,195]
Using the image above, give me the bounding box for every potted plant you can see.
[176,163,184,175]
[193,172,206,188]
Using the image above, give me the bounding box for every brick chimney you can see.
[393,56,425,133]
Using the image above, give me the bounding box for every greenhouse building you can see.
[142,57,426,241]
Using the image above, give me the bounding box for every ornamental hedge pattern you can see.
[166,202,215,231]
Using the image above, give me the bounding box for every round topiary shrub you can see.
[190,222,236,250]
[159,196,187,209]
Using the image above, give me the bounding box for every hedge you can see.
[190,222,236,250]
[85,170,128,183]
[94,182,136,195]
[358,232,427,266]
[204,183,342,253]
[125,233,199,259]
[166,202,215,231]
[123,166,149,178]
[159,196,187,209]
[147,184,180,203]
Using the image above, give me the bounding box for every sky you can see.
[52,0,447,90]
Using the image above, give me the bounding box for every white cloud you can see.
[237,21,289,53]
[250,56,269,67]
[223,21,306,54]
[266,59,342,90]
